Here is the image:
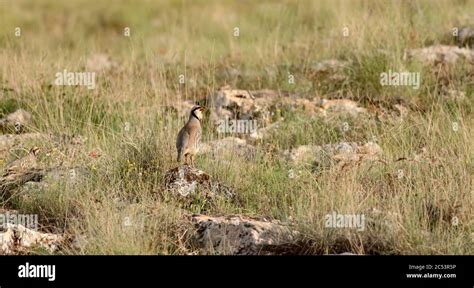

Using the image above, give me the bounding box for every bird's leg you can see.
[184,154,188,166]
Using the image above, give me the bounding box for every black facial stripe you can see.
[191,110,201,120]
[191,107,202,120]
[191,106,202,113]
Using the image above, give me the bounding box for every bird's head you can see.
[29,146,40,157]
[190,105,206,121]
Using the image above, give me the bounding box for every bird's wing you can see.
[2,155,36,176]
[4,158,21,171]
[2,159,21,176]
[176,127,190,150]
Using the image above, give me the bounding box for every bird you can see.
[2,146,40,177]
[176,105,205,167]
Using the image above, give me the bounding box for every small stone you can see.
[163,165,235,201]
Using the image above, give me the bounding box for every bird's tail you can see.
[177,150,183,163]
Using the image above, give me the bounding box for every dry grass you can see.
[0,0,473,254]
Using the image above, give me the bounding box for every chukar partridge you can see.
[176,105,205,167]
[2,146,40,177]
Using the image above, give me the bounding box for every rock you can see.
[0,109,32,133]
[189,214,299,255]
[208,86,257,122]
[0,223,63,255]
[393,104,409,119]
[71,234,88,251]
[309,59,349,82]
[395,147,441,164]
[405,45,474,65]
[207,86,321,126]
[355,141,383,156]
[338,252,358,255]
[0,133,45,154]
[373,104,410,123]
[445,89,466,101]
[283,145,321,165]
[163,165,235,200]
[3,109,32,126]
[248,89,282,99]
[42,166,89,184]
[16,181,46,197]
[319,99,367,117]
[200,137,256,159]
[411,147,429,163]
[279,98,323,117]
[49,133,85,147]
[319,141,382,165]
[205,87,368,129]
[284,142,382,168]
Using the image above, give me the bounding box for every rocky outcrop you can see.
[0,223,64,255]
[319,99,367,118]
[200,137,256,159]
[207,86,266,123]
[163,165,235,200]
[283,141,382,168]
[283,145,320,165]
[205,86,370,131]
[405,45,474,65]
[444,89,466,101]
[207,86,321,126]
[308,59,349,82]
[0,109,33,134]
[188,214,299,255]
